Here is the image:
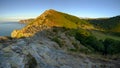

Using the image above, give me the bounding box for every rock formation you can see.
[0,27,120,68]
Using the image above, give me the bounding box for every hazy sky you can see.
[0,0,120,22]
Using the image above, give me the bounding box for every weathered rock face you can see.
[1,29,120,68]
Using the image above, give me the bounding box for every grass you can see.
[112,24,120,32]
[91,30,120,41]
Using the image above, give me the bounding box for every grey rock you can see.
[11,45,22,54]
[60,65,72,68]
[0,30,119,68]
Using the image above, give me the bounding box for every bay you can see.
[0,22,25,36]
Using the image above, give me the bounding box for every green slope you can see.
[91,30,120,41]
[11,9,94,38]
[87,15,120,32]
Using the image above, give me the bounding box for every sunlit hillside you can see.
[11,9,94,38]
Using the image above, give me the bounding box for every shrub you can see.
[85,36,104,52]
[69,49,78,52]
[51,37,62,47]
[79,48,92,54]
[75,29,104,53]
[103,38,120,55]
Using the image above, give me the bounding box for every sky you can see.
[0,0,120,22]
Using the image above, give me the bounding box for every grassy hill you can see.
[11,9,120,55]
[87,15,120,32]
[11,9,94,38]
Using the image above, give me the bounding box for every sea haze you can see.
[0,22,25,36]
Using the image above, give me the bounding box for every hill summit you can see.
[11,9,94,38]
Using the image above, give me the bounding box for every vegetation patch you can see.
[51,36,63,47]
[74,29,120,55]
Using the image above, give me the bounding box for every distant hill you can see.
[87,15,120,32]
[19,19,34,24]
[11,9,94,38]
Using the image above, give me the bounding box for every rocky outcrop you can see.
[1,28,120,68]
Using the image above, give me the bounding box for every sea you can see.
[0,22,25,36]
